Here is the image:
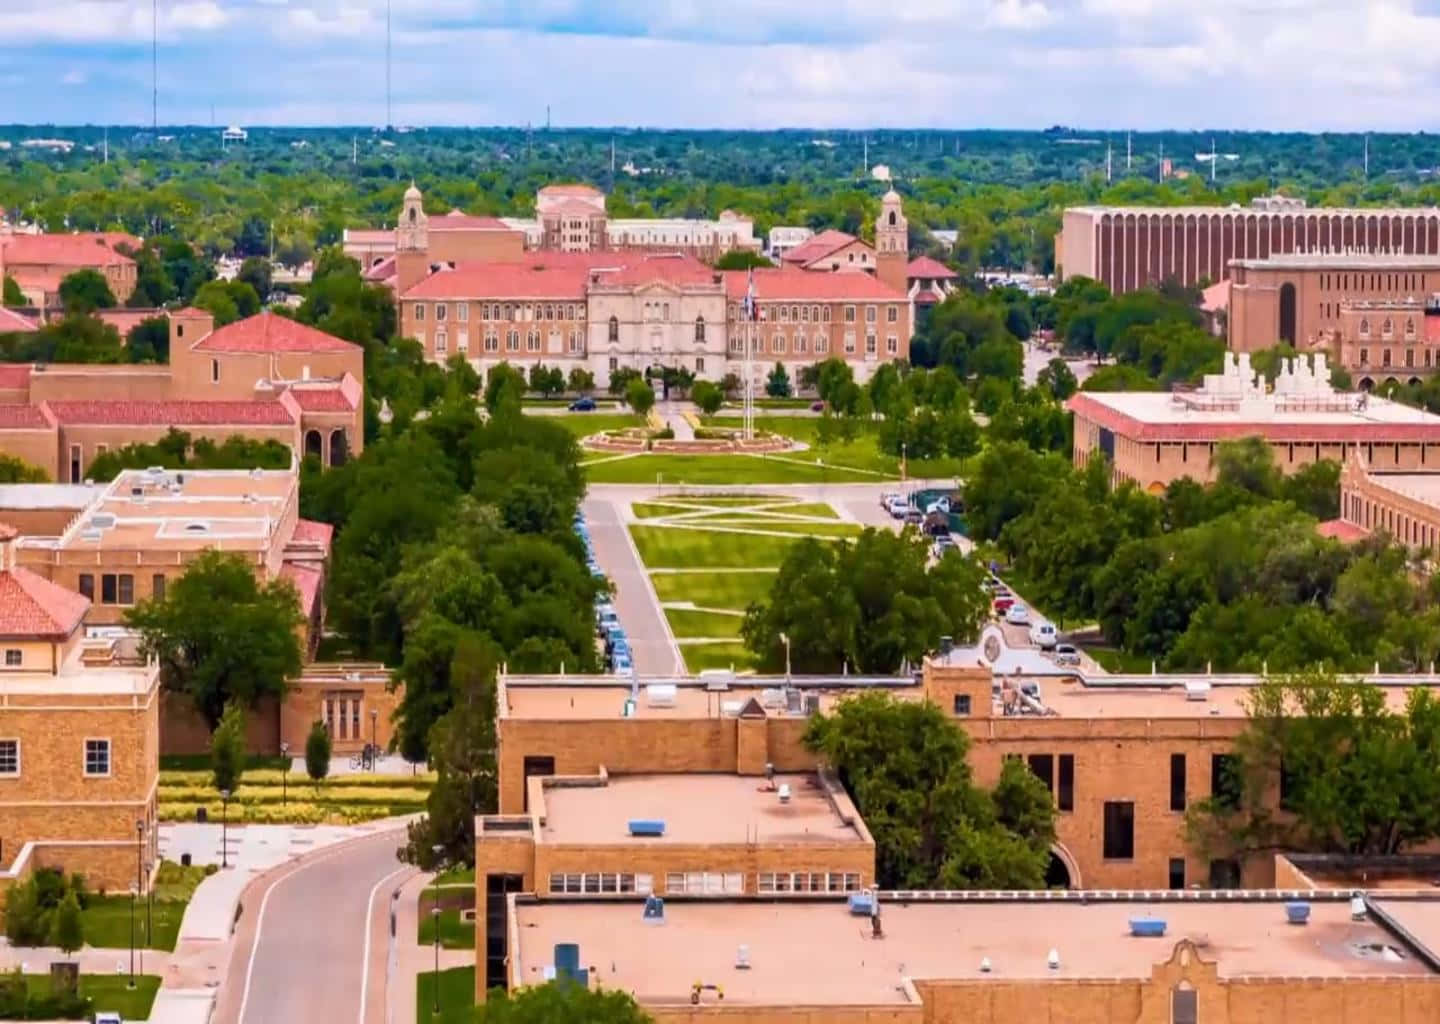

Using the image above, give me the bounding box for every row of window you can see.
[1321,272,1428,294]
[413,303,586,323]
[77,573,165,607]
[431,329,587,357]
[727,333,837,356]
[544,871,863,896]
[0,738,110,777]
[1356,317,1419,341]
[1356,347,1434,369]
[726,304,898,325]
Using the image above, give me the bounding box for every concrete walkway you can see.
[392,873,475,1024]
[655,400,696,440]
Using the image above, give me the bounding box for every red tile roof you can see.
[432,212,514,231]
[1316,519,1370,543]
[363,256,397,282]
[1201,279,1231,314]
[95,309,164,336]
[914,289,943,305]
[782,230,860,265]
[191,312,358,354]
[907,256,958,280]
[0,404,49,429]
[290,518,334,549]
[45,400,295,426]
[0,364,32,391]
[0,308,38,333]
[280,562,323,617]
[593,254,716,287]
[721,268,908,302]
[545,198,605,218]
[0,566,89,639]
[289,387,356,412]
[402,263,592,300]
[0,233,135,268]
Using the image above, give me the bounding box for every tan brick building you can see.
[1329,448,1440,552]
[0,309,364,482]
[1067,351,1440,493]
[0,525,160,895]
[0,231,140,307]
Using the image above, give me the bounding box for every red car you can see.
[992,595,1015,614]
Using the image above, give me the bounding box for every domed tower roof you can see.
[404,181,422,201]
[883,188,901,203]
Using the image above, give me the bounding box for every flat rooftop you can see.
[0,483,101,511]
[539,774,866,846]
[1369,472,1440,506]
[1234,254,1440,270]
[512,898,1432,1005]
[502,679,908,721]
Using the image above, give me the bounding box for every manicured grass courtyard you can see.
[417,908,476,950]
[38,975,162,1021]
[703,415,968,480]
[417,966,476,1024]
[629,525,804,569]
[696,519,863,537]
[544,413,645,436]
[650,570,776,610]
[664,608,745,639]
[681,641,760,673]
[585,453,884,485]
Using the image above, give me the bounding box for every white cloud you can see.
[60,69,86,85]
[987,0,1053,29]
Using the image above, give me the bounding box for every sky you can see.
[2,0,1440,131]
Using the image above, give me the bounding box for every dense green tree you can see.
[804,692,1054,889]
[484,362,528,414]
[1,277,23,308]
[85,430,291,481]
[607,366,642,397]
[57,269,116,314]
[210,701,247,795]
[474,982,654,1023]
[1036,357,1077,401]
[237,257,273,300]
[625,377,655,415]
[0,454,47,483]
[765,361,792,398]
[691,379,723,414]
[715,249,773,270]
[126,315,171,363]
[566,367,595,395]
[1080,364,1160,392]
[49,890,83,957]
[305,719,332,781]
[193,279,260,326]
[127,551,304,730]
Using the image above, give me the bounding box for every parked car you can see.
[886,496,909,518]
[926,496,951,515]
[1005,603,1031,626]
[809,400,826,412]
[992,595,1015,614]
[879,491,901,510]
[1029,620,1057,649]
[904,507,924,525]
[568,397,597,412]
[1053,643,1081,667]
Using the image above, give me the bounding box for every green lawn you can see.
[681,642,761,673]
[543,413,644,436]
[417,908,476,950]
[417,966,475,1024]
[697,520,863,537]
[38,975,162,1021]
[435,866,476,886]
[159,754,290,772]
[649,494,790,507]
[664,608,745,639]
[79,860,210,951]
[704,416,967,479]
[630,525,802,568]
[585,453,884,485]
[651,571,776,610]
[1087,646,1157,673]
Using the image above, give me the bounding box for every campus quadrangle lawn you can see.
[629,524,806,568]
[584,453,884,485]
[681,641,760,673]
[542,413,645,436]
[664,608,745,639]
[650,571,776,610]
[33,975,162,1021]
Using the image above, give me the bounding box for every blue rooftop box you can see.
[1129,918,1167,937]
[848,891,875,916]
[1285,901,1311,925]
[628,819,665,837]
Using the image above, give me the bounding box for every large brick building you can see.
[0,309,364,482]
[0,524,160,895]
[1057,195,1440,294]
[1067,351,1440,492]
[0,230,140,307]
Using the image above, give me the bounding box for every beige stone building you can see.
[0,231,140,307]
[1331,449,1440,551]
[1067,352,1440,492]
[0,525,160,895]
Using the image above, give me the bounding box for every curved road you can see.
[213,829,413,1024]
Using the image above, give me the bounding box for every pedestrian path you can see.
[391,872,474,1024]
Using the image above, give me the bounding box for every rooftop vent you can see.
[628,819,666,837]
[1184,680,1211,701]
[1129,918,1167,937]
[1351,894,1367,920]
[79,528,103,542]
[1047,948,1060,971]
[777,784,791,804]
[184,522,210,534]
[1285,901,1311,925]
[939,635,953,656]
[89,514,116,530]
[700,668,734,691]
[642,895,665,925]
[979,957,992,973]
[645,683,676,708]
[735,945,751,970]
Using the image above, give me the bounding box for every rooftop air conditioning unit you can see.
[784,688,803,714]
[777,784,791,804]
[760,688,787,709]
[1184,680,1211,701]
[802,694,821,716]
[700,669,734,691]
[645,683,677,708]
[89,514,116,530]
[79,528,102,542]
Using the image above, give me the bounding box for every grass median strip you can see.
[586,453,885,484]
[663,607,746,639]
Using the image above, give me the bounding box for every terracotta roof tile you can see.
[289,388,356,412]
[782,229,860,265]
[721,267,908,302]
[0,308,38,333]
[46,400,295,426]
[402,264,592,300]
[1317,519,1370,543]
[907,256,958,280]
[0,233,135,268]
[432,212,513,231]
[0,404,49,429]
[191,312,357,354]
[538,184,604,198]
[0,567,89,639]
[280,562,323,616]
[290,518,334,549]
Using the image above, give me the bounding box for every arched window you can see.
[1171,981,1197,1024]
[695,316,705,343]
[304,430,323,461]
[1278,282,1297,344]
[1383,318,1395,337]
[888,211,896,226]
[328,430,348,468]
[608,316,620,342]
[1406,318,1417,339]
[1360,318,1371,338]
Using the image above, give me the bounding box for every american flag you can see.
[742,269,757,321]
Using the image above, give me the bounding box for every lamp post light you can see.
[143,859,153,958]
[431,844,444,1019]
[279,742,289,806]
[127,884,137,989]
[219,789,231,869]
[370,709,378,770]
[779,632,791,682]
[134,819,145,965]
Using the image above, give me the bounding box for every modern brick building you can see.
[1067,351,1440,492]
[1057,195,1440,294]
[0,524,161,895]
[0,309,364,482]
[0,230,140,307]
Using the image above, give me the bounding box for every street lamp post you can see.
[370,709,378,770]
[780,632,791,682]
[219,789,231,869]
[431,844,445,1019]
[134,819,145,964]
[143,859,153,960]
[279,742,289,806]
[127,884,137,989]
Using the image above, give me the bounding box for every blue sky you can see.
[2,1,1439,130]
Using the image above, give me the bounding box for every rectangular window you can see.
[152,574,166,600]
[1057,754,1074,812]
[844,331,856,354]
[101,574,117,604]
[457,303,468,322]
[1103,801,1135,859]
[78,574,94,600]
[413,303,425,322]
[3,650,20,668]
[953,694,971,716]
[1170,753,1187,812]
[1168,857,1186,890]
[434,332,447,355]
[119,574,134,605]
[844,305,856,323]
[435,303,447,322]
[887,334,898,355]
[1279,757,1299,812]
[1027,753,1054,794]
[0,740,16,775]
[817,335,829,353]
[84,739,111,777]
[1211,753,1241,809]
[887,305,899,323]
[865,333,877,355]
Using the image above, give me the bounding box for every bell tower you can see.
[875,189,909,294]
[396,182,431,294]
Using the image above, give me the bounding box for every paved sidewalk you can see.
[392,872,474,1024]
